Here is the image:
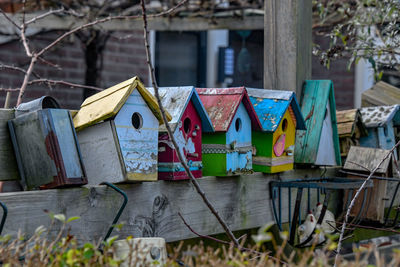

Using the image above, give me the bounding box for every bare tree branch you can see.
[140,0,241,249]
[0,88,21,92]
[28,79,103,91]
[37,56,61,70]
[178,212,287,265]
[16,57,36,106]
[335,140,400,266]
[0,63,27,74]
[0,8,21,30]
[25,8,66,26]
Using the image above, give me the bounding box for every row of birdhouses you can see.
[6,77,350,189]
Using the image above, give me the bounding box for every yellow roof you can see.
[73,77,171,131]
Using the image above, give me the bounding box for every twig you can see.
[0,8,21,30]
[335,221,400,235]
[178,212,230,245]
[37,57,61,70]
[140,0,240,248]
[16,56,36,106]
[28,79,103,91]
[346,161,372,172]
[178,212,288,265]
[4,1,189,106]
[25,8,65,26]
[0,63,27,74]
[0,88,20,92]
[334,140,400,266]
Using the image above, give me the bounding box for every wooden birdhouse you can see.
[147,87,214,180]
[73,77,169,184]
[294,80,341,166]
[246,88,306,173]
[8,96,87,190]
[359,105,400,160]
[344,146,393,222]
[336,109,368,160]
[196,87,262,176]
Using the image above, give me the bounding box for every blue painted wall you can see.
[359,121,397,159]
[226,102,252,172]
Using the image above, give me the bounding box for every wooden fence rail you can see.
[0,169,335,243]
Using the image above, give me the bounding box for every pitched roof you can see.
[196,87,262,132]
[294,80,341,165]
[362,81,400,107]
[246,88,306,132]
[73,77,171,131]
[344,146,392,174]
[146,86,214,133]
[336,109,368,137]
[360,105,400,128]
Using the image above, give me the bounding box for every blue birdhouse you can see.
[359,105,400,159]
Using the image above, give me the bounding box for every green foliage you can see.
[313,0,400,79]
[2,214,400,266]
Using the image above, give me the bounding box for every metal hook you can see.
[100,182,128,243]
[0,201,7,235]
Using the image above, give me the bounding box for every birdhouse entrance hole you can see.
[184,117,191,134]
[131,112,143,129]
[235,118,242,132]
[281,118,288,132]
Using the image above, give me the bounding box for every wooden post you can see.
[264,0,312,97]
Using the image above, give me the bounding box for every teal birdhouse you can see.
[294,80,341,166]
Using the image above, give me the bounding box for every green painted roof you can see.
[294,80,341,166]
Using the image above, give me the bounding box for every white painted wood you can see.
[77,121,125,185]
[355,58,375,108]
[114,90,159,179]
[0,168,338,243]
[315,103,338,166]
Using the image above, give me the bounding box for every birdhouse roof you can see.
[246,88,306,132]
[360,105,400,128]
[73,77,171,131]
[196,87,262,132]
[344,146,392,174]
[294,80,341,165]
[336,109,368,138]
[362,81,400,107]
[146,86,214,133]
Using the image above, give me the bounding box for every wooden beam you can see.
[264,0,312,96]
[0,14,264,31]
[0,169,336,243]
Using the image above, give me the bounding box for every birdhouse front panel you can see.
[158,100,203,180]
[197,87,262,176]
[73,77,169,184]
[225,102,252,173]
[360,105,400,159]
[113,89,159,181]
[254,108,297,173]
[146,86,213,180]
[247,88,305,173]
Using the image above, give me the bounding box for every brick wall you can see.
[312,34,355,111]
[0,30,148,109]
[0,29,355,110]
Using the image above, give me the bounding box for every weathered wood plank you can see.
[0,168,336,243]
[264,0,312,96]
[0,15,264,31]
